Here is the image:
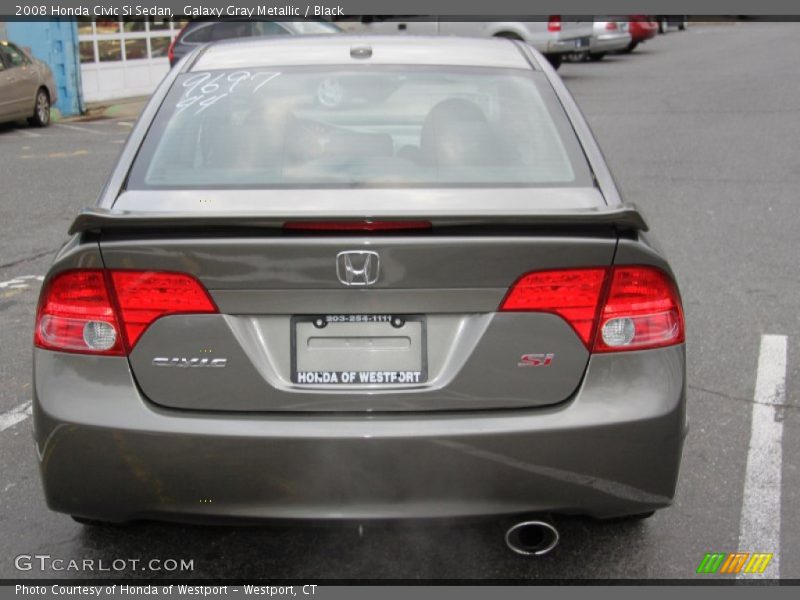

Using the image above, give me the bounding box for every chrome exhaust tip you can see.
[504,520,559,556]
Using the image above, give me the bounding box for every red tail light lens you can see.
[500,268,607,347]
[35,270,124,355]
[167,23,188,65]
[605,21,619,30]
[35,270,217,355]
[109,271,217,349]
[593,266,684,352]
[547,15,562,32]
[167,37,176,64]
[500,266,684,352]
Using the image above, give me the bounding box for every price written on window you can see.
[176,71,282,116]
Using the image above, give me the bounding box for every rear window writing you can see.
[128,66,592,189]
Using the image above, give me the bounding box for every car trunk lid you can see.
[83,189,644,413]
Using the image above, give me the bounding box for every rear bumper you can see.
[33,346,686,523]
[590,33,632,53]
[545,36,592,54]
[631,25,658,42]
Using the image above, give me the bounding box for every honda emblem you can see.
[336,251,380,286]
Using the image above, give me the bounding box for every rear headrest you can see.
[420,98,498,167]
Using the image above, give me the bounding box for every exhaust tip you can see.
[505,520,559,556]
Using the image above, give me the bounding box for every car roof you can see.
[190,35,534,71]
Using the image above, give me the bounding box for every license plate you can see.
[291,315,427,385]
[575,37,590,48]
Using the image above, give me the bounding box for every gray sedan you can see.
[33,36,686,556]
[0,40,56,127]
[588,17,633,60]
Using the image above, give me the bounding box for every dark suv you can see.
[168,20,341,66]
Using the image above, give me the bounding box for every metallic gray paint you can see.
[128,313,590,411]
[98,235,616,289]
[34,345,685,522]
[33,35,686,523]
[193,36,533,71]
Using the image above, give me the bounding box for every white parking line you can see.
[0,402,32,433]
[16,129,40,138]
[737,334,787,579]
[0,275,44,290]
[55,123,106,135]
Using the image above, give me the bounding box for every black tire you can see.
[623,40,639,53]
[588,52,606,62]
[543,54,562,70]
[28,88,50,127]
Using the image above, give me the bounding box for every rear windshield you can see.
[127,66,593,189]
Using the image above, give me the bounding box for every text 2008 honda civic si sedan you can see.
[33,35,686,554]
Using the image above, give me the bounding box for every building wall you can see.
[78,18,184,102]
[4,20,83,116]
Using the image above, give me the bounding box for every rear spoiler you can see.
[69,206,648,235]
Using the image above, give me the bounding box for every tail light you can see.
[109,271,217,348]
[35,270,217,355]
[167,23,188,65]
[167,37,176,65]
[605,21,619,30]
[500,266,684,352]
[593,266,684,352]
[500,269,606,347]
[35,270,124,356]
[547,15,562,32]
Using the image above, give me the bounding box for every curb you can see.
[64,96,150,122]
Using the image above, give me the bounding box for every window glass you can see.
[251,22,290,36]
[181,24,213,44]
[98,40,122,62]
[77,17,94,35]
[129,67,591,189]
[79,41,95,63]
[123,19,147,32]
[1,43,28,67]
[124,39,148,60]
[150,37,171,58]
[95,19,120,34]
[210,21,253,41]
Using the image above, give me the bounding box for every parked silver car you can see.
[33,36,686,555]
[0,40,56,127]
[588,17,632,61]
[359,17,594,69]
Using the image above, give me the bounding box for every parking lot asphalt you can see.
[0,22,798,580]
